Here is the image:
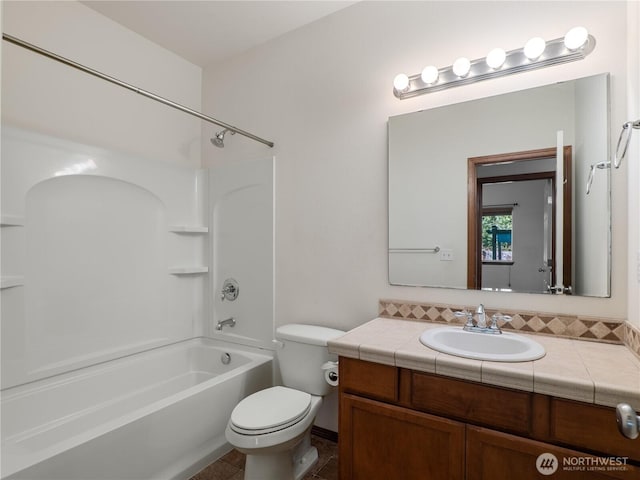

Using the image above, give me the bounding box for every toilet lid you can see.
[230,386,311,434]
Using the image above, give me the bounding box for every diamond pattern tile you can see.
[625,323,640,360]
[378,299,626,345]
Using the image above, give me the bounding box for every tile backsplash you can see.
[378,299,640,360]
[626,322,640,360]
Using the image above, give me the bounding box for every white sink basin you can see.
[419,327,546,362]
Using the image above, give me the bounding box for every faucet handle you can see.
[454,310,474,327]
[490,314,512,330]
[220,278,239,302]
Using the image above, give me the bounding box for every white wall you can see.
[202,1,630,330]
[627,0,640,329]
[1,1,202,166]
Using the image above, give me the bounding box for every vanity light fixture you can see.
[486,48,506,69]
[393,27,595,99]
[563,26,589,50]
[523,37,546,60]
[421,65,439,84]
[452,57,471,77]
[393,73,410,93]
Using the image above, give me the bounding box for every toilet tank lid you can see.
[276,324,345,346]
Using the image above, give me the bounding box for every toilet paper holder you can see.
[322,361,339,385]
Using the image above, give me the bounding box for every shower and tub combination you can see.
[0,125,276,479]
[1,34,278,480]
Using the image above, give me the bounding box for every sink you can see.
[419,327,546,362]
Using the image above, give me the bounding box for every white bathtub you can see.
[1,337,273,479]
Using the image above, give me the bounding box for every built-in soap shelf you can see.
[1,214,25,227]
[168,266,209,275]
[1,276,25,289]
[168,225,208,233]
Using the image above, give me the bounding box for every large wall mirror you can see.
[388,73,610,297]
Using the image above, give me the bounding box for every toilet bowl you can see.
[225,324,344,480]
[225,387,323,479]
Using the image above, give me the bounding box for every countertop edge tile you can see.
[395,351,437,373]
[533,371,595,404]
[329,346,359,359]
[593,382,640,410]
[481,361,534,392]
[359,344,396,366]
[435,353,482,382]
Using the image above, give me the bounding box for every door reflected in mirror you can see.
[388,73,610,297]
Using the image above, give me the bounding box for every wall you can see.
[202,1,630,330]
[1,1,202,166]
[627,0,640,329]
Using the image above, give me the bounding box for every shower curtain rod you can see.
[2,33,274,148]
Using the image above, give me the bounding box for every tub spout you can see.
[216,317,236,331]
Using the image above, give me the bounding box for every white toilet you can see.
[225,323,345,480]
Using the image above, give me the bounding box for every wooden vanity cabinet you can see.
[340,394,465,480]
[339,357,640,480]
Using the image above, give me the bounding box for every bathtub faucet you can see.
[216,317,236,331]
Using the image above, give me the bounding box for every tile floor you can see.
[189,434,338,480]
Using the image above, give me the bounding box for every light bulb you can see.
[393,73,410,92]
[486,48,506,69]
[421,65,439,84]
[452,57,471,77]
[564,26,588,50]
[524,37,546,60]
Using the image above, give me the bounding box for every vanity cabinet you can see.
[338,357,640,480]
[341,394,464,479]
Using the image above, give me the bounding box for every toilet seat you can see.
[230,386,312,435]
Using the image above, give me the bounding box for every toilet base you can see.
[243,429,318,480]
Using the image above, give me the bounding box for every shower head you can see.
[210,128,235,148]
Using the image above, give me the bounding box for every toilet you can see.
[225,323,345,480]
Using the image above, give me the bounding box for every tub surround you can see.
[329,317,640,410]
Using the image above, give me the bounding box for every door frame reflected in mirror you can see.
[467,146,572,293]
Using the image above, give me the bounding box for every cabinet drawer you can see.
[549,398,640,463]
[410,371,533,435]
[339,357,398,402]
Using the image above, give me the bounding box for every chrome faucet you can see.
[475,304,486,328]
[454,304,511,335]
[216,317,236,331]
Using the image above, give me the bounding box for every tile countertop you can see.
[328,317,640,410]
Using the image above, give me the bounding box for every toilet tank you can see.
[275,324,345,396]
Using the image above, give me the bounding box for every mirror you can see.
[388,73,610,297]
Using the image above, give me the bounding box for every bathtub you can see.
[1,337,273,480]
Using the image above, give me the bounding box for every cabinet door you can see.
[467,425,640,480]
[340,393,465,480]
